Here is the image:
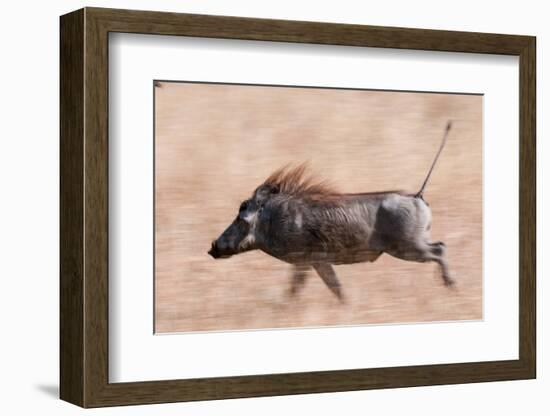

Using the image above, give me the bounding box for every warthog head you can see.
[208,183,279,259]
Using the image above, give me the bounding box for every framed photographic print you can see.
[60,7,536,408]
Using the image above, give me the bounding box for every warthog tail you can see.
[416,121,452,199]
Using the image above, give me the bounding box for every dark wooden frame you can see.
[60,7,536,408]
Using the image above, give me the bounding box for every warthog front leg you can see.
[312,263,344,302]
[288,264,310,297]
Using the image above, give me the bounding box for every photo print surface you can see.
[154,81,482,334]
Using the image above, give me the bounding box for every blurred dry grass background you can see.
[154,82,482,334]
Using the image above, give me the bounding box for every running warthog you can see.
[208,123,454,301]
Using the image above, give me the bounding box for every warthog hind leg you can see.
[429,241,454,286]
[312,263,345,302]
[387,240,454,286]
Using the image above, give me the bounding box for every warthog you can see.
[208,123,454,301]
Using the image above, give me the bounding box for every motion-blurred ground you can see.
[154,82,482,333]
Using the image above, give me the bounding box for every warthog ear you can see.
[255,184,280,205]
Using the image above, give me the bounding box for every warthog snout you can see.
[208,217,250,259]
[208,240,220,258]
[209,200,258,259]
[208,239,233,259]
[208,237,238,259]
